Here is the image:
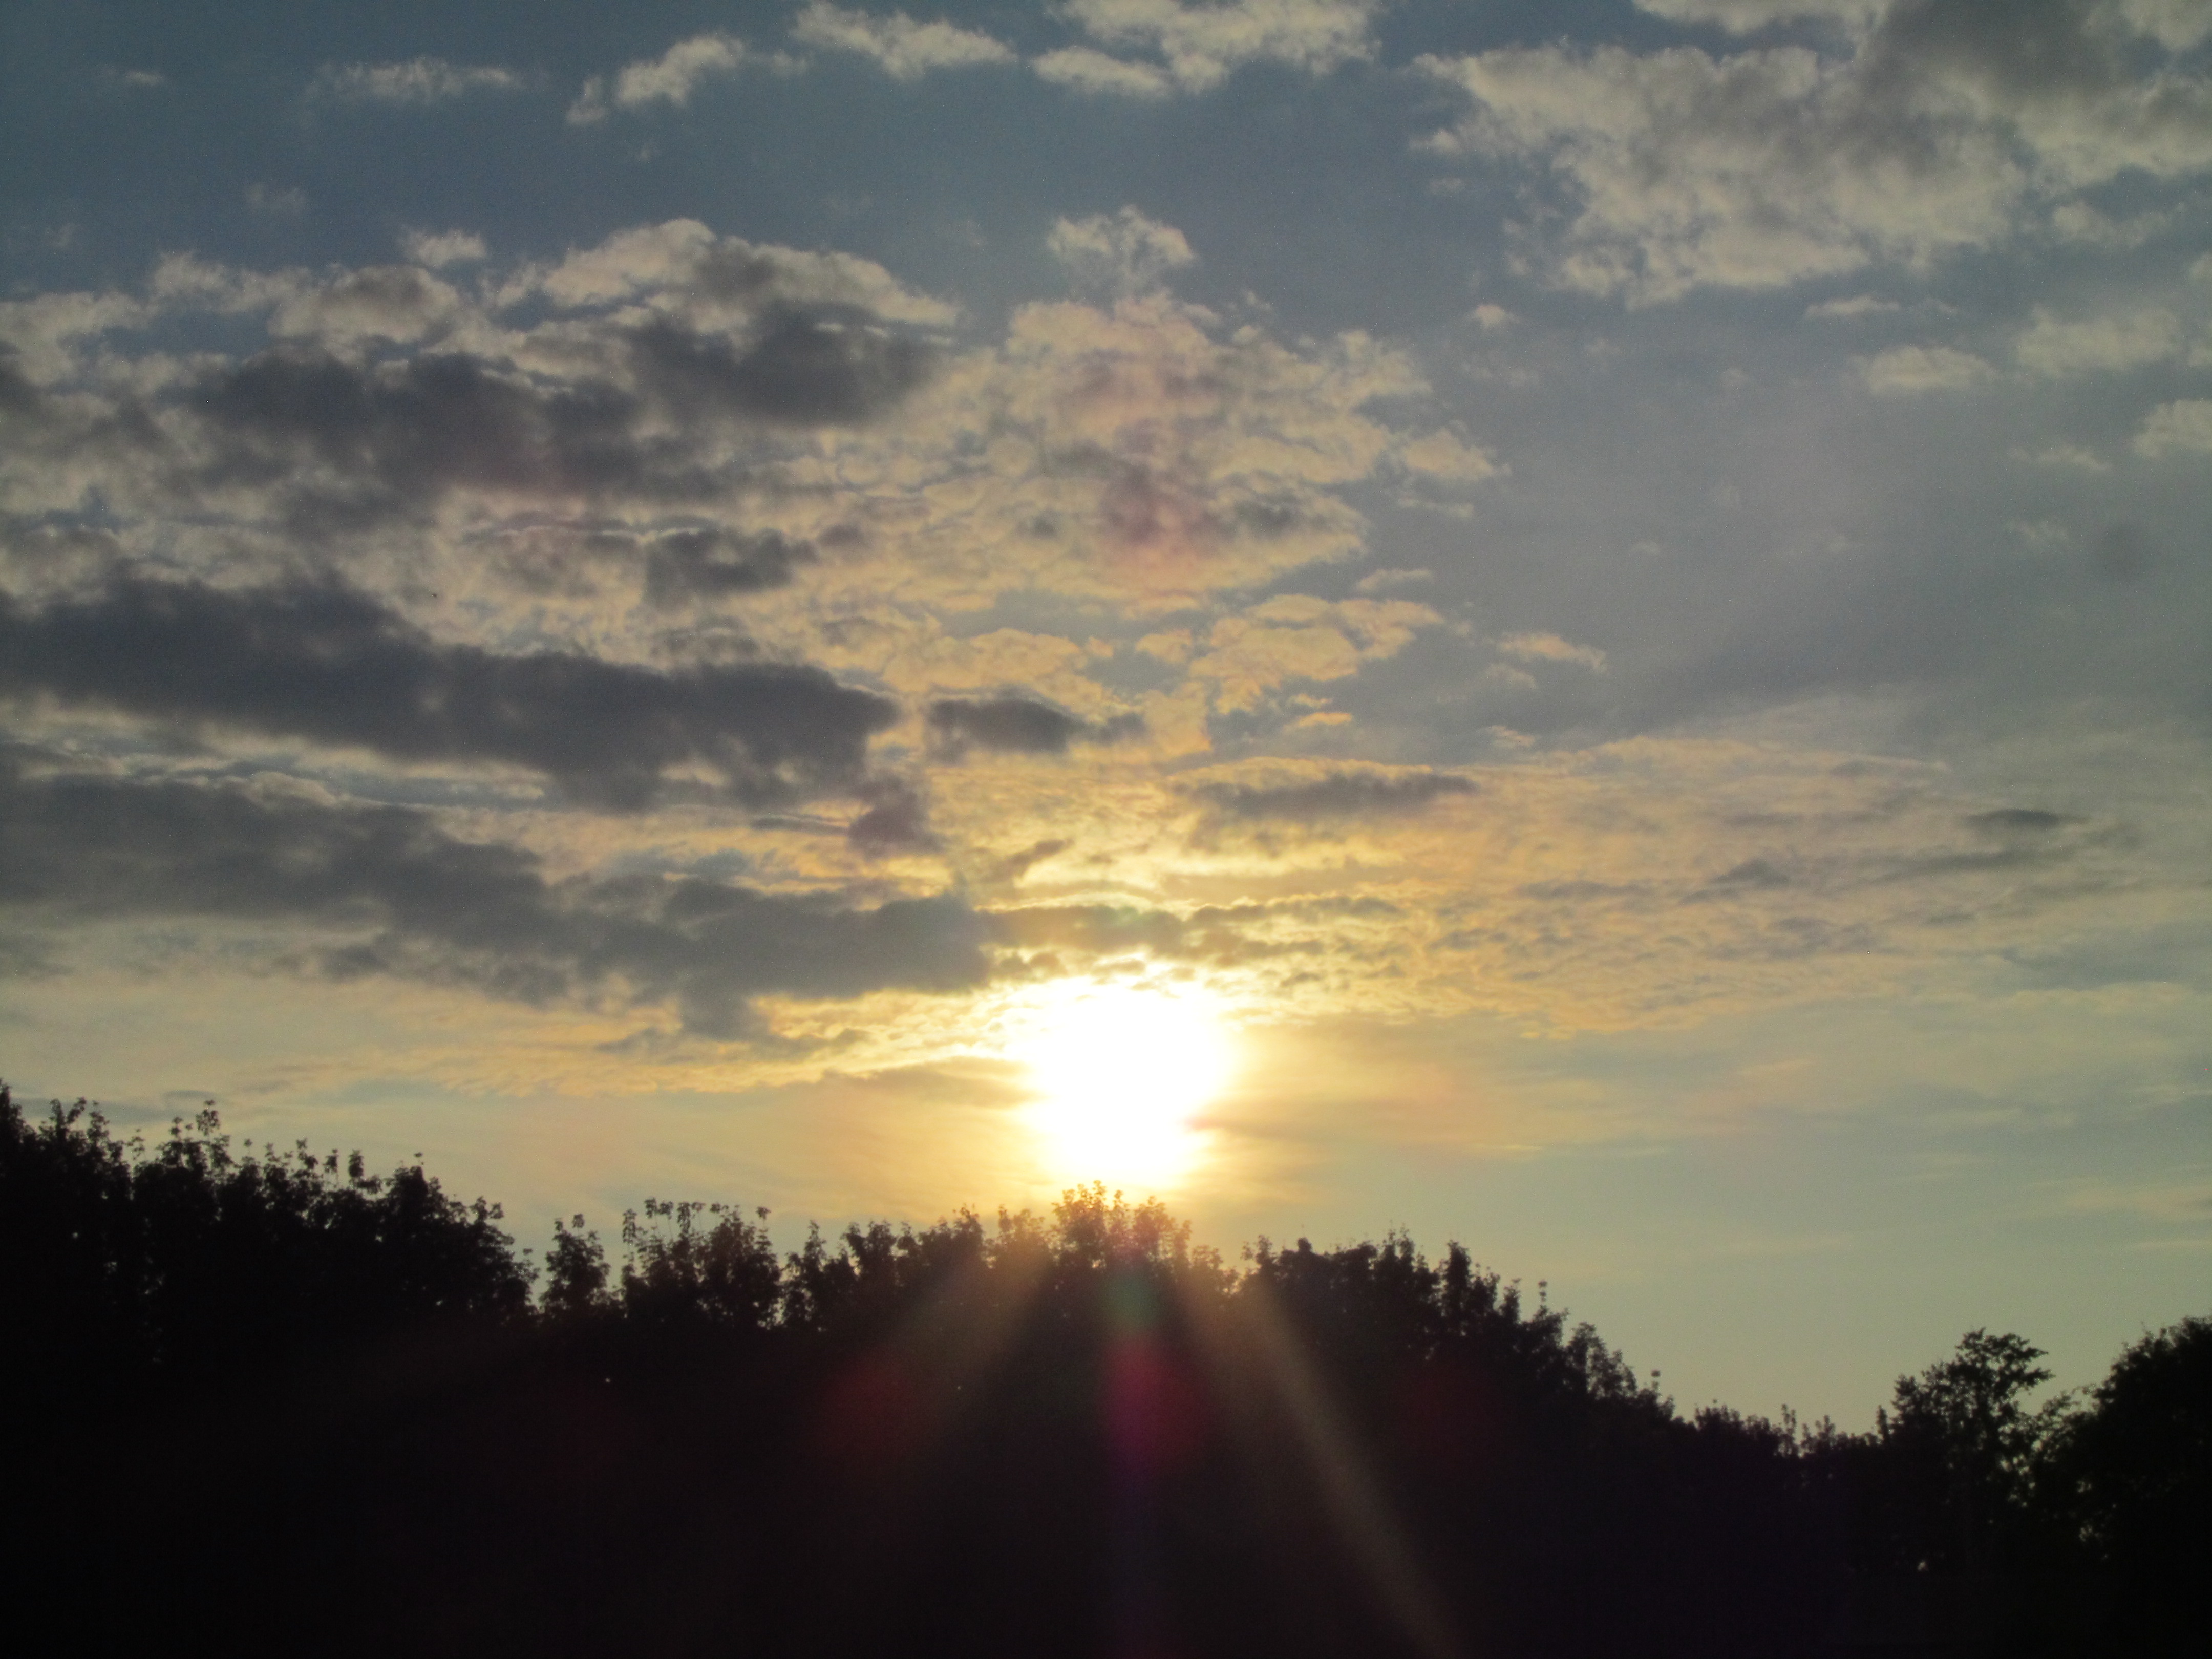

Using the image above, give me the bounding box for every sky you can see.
[3,0,2208,1426]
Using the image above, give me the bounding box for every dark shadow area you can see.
[2,1083,2203,1657]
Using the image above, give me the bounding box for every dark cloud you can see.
[846,777,939,857]
[627,306,933,427]
[988,903,1187,959]
[166,306,930,530]
[926,697,1144,758]
[985,839,1069,882]
[187,347,650,523]
[0,577,896,808]
[1705,858,1792,890]
[642,527,815,607]
[1190,770,1477,823]
[1965,808,2075,837]
[0,757,988,1036]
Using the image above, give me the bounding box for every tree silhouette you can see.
[2,1079,2204,1658]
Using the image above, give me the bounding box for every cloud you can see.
[314,59,524,104]
[641,528,817,608]
[926,697,1144,756]
[1041,0,1379,96]
[0,756,988,1037]
[0,224,1424,626]
[1047,207,1196,296]
[2133,398,2212,456]
[845,775,940,855]
[1498,631,1608,672]
[1396,429,1503,484]
[0,578,896,809]
[2015,307,2184,375]
[1805,293,1901,319]
[1188,766,1477,823]
[1033,47,1176,98]
[1420,1,2212,302]
[1856,344,1995,393]
[1187,596,1444,711]
[401,229,488,268]
[1633,0,1885,31]
[570,33,749,124]
[791,3,1016,79]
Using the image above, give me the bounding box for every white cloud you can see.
[2114,0,2212,52]
[1633,0,1885,31]
[2015,307,2183,375]
[1396,429,1503,484]
[791,3,1015,79]
[1805,293,1901,319]
[1034,46,1176,97]
[1047,207,1196,295]
[570,33,749,123]
[1468,303,1516,330]
[2013,441,2111,472]
[1045,0,1379,96]
[315,58,523,104]
[1498,631,1608,672]
[1857,345,1995,393]
[244,183,307,216]
[2133,398,2212,456]
[400,229,488,268]
[1420,4,2212,303]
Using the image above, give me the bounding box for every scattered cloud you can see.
[791,3,1015,79]
[2015,307,2183,375]
[1039,0,1379,97]
[244,183,307,215]
[1188,765,1477,824]
[1856,345,1995,394]
[926,697,1143,757]
[1805,294,1901,320]
[401,229,489,268]
[1034,46,1177,98]
[1048,207,1196,296]
[2014,441,2111,472]
[1420,3,2212,302]
[2133,398,2212,456]
[0,579,896,810]
[1397,428,1503,484]
[570,33,749,124]
[1498,631,1608,672]
[314,58,524,104]
[0,756,988,1038]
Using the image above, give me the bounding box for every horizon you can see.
[3,0,2207,1433]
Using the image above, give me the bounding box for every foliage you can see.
[1,1079,2202,1658]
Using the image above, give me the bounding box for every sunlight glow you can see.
[1011,984,1236,1189]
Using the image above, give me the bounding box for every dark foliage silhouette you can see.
[1,1082,2200,1657]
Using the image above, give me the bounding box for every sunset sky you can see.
[3,0,2208,1425]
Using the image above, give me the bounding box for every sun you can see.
[1010,983,1237,1189]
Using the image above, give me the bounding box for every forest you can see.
[2,1083,2203,1658]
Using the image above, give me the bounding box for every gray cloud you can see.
[174,310,932,529]
[926,696,1144,757]
[624,305,934,427]
[1422,0,2212,301]
[1190,770,1477,823]
[0,578,896,809]
[0,756,988,1035]
[845,776,939,857]
[642,527,816,607]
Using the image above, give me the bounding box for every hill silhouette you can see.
[2,1083,2203,1657]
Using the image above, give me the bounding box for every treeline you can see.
[2,1086,2203,1658]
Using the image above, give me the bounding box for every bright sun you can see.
[1010,983,1236,1189]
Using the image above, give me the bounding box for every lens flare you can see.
[1012,984,1235,1188]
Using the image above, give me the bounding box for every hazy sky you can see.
[4,0,2208,1424]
